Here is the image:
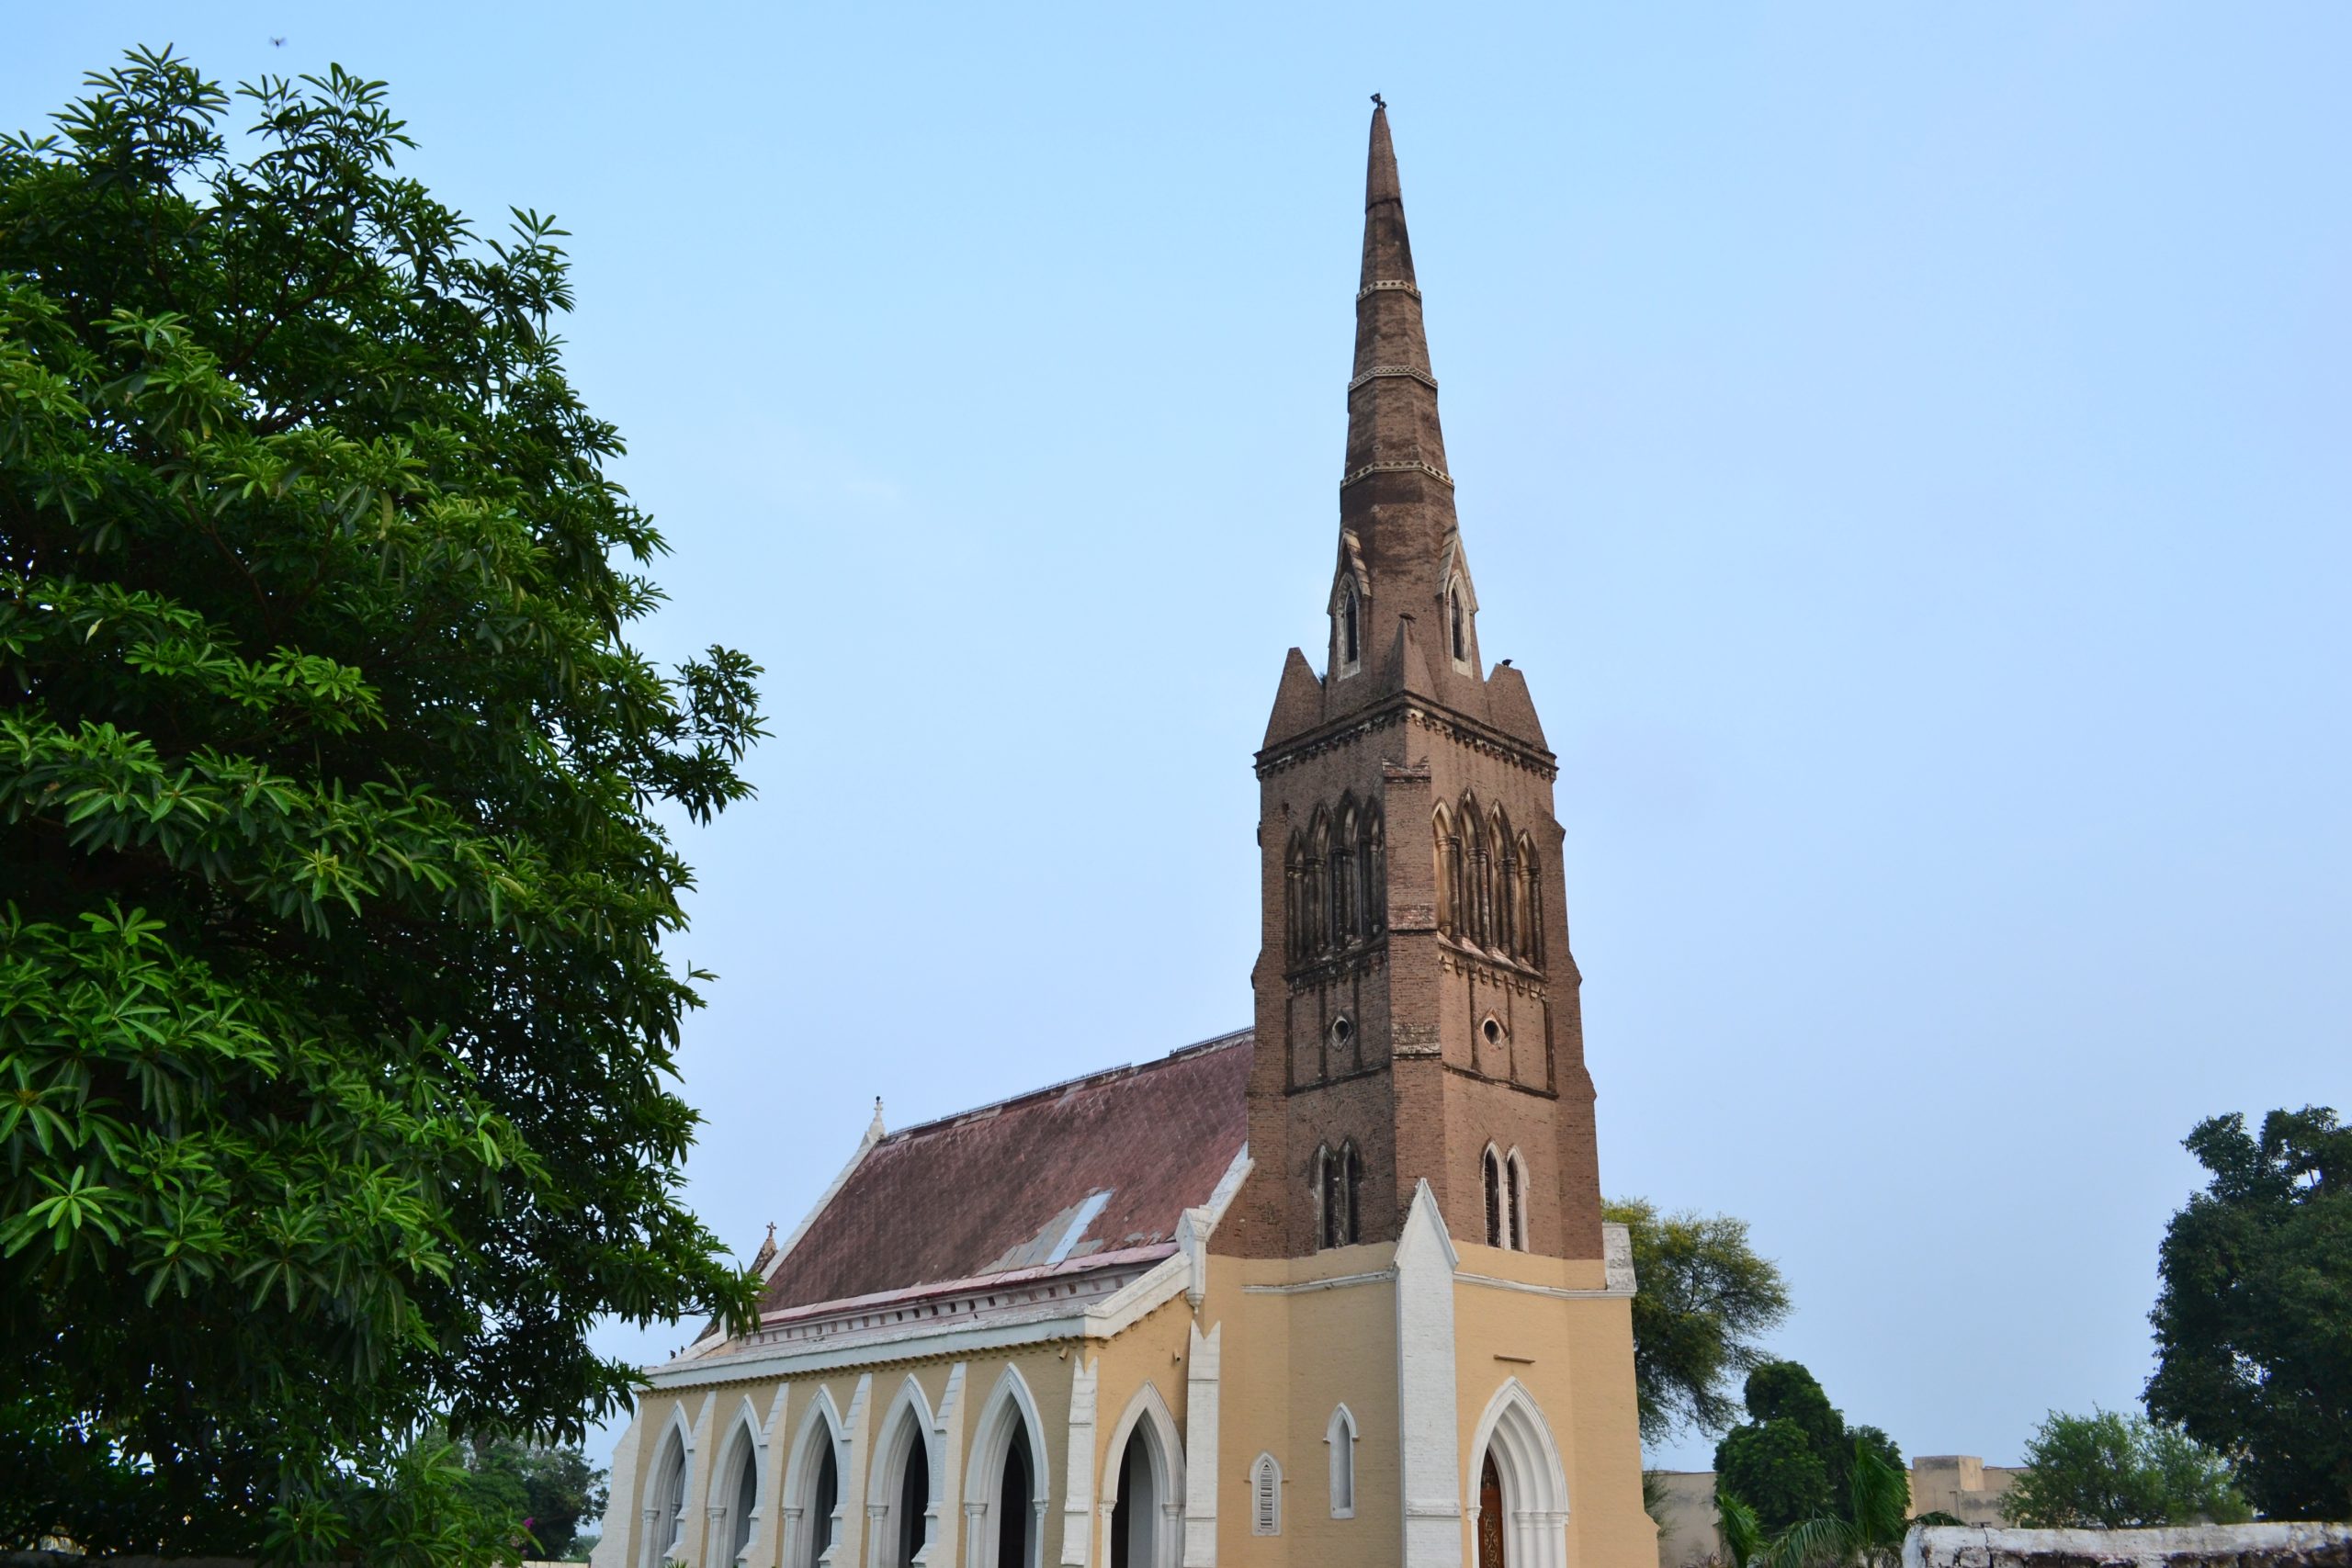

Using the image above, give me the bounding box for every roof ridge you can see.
[878,1026,1253,1145]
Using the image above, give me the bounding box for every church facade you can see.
[592,105,1654,1568]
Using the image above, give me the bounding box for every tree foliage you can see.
[1715,1362,1903,1539]
[2143,1106,2350,1520]
[1607,1196,1792,1444]
[454,1434,609,1559]
[0,47,763,1553]
[2000,1408,2248,1529]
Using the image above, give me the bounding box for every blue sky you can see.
[9,3,2347,1475]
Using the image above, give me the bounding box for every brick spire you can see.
[1338,98,1475,710]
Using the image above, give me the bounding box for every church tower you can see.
[1228,101,1604,1268]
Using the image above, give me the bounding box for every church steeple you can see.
[1232,101,1601,1269]
[1325,100,1490,719]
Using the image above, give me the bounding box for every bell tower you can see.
[1227,102,1604,1265]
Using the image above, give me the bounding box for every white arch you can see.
[712,1393,767,1567]
[963,1365,1048,1568]
[783,1387,850,1568]
[1250,1451,1282,1536]
[1467,1379,1570,1568]
[642,1403,697,1568]
[868,1373,943,1568]
[1325,1404,1359,1519]
[1098,1382,1183,1568]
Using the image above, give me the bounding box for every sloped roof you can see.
[760,1031,1253,1315]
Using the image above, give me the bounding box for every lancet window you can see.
[1483,1146,1528,1252]
[1433,794,1543,968]
[1287,795,1385,966]
[1316,1141,1362,1249]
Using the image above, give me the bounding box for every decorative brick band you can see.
[1348,365,1439,392]
[1340,459,1454,490]
[1357,278,1422,300]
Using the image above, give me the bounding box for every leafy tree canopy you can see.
[1716,1361,1903,1538]
[2144,1106,2350,1520]
[1607,1197,1792,1444]
[2000,1408,2248,1529]
[0,47,763,1555]
[454,1434,609,1558]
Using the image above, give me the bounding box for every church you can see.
[592,103,1655,1568]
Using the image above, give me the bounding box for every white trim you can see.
[1058,1356,1098,1567]
[712,1394,768,1567]
[1099,1382,1183,1568]
[964,1365,1050,1568]
[1325,1404,1359,1520]
[867,1373,944,1568]
[783,1385,852,1568]
[1394,1179,1464,1568]
[1249,1452,1283,1537]
[643,1403,699,1568]
[1238,1269,1395,1296]
[1181,1323,1221,1568]
[1454,1270,1634,1302]
[1466,1379,1571,1568]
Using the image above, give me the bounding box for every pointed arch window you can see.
[1317,1141,1362,1249]
[1330,799,1361,947]
[1251,1452,1283,1536]
[644,1421,691,1568]
[1326,1405,1359,1518]
[1449,581,1469,664]
[1338,581,1362,674]
[1433,803,1461,940]
[1484,1146,1505,1248]
[1506,1149,1529,1253]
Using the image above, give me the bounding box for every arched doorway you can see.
[895,1433,930,1567]
[1108,1427,1156,1568]
[1468,1380,1571,1568]
[996,1433,1033,1568]
[1477,1451,1505,1568]
[804,1442,838,1567]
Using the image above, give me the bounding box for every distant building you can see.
[592,103,1654,1568]
[1649,1457,2022,1567]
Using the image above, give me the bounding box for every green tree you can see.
[0,48,763,1555]
[2000,1408,2249,1529]
[2144,1106,2350,1520]
[1716,1363,1904,1538]
[456,1435,609,1558]
[1608,1197,1792,1444]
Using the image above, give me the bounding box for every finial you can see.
[1371,93,1385,108]
[765,1220,777,1242]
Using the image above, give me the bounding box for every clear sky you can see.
[9,3,2347,1477]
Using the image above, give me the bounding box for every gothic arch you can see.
[1331,794,1362,947]
[1467,1380,1570,1568]
[1325,1404,1359,1519]
[1459,799,1489,949]
[1432,802,1461,940]
[1481,1143,1508,1250]
[713,1393,768,1567]
[1304,806,1331,964]
[868,1374,941,1568]
[1315,1139,1362,1249]
[963,1366,1048,1568]
[1513,831,1543,967]
[783,1388,849,1568]
[1284,829,1309,964]
[1505,1148,1529,1254]
[1359,802,1386,939]
[1099,1381,1183,1568]
[641,1403,696,1568]
[1488,805,1515,956]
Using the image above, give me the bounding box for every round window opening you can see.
[1481,1016,1504,1045]
[1330,1017,1355,1048]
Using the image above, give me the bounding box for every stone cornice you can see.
[1256,693,1557,781]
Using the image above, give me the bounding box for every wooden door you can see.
[1477,1452,1506,1568]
